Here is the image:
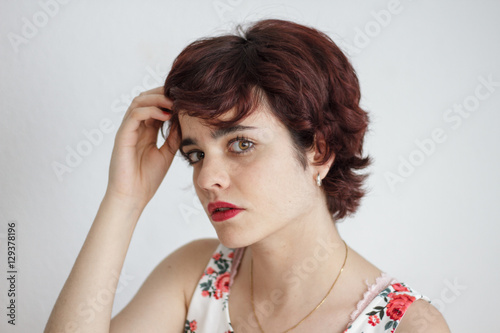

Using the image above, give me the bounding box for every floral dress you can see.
[184,243,430,333]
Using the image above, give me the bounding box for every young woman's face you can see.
[178,104,319,248]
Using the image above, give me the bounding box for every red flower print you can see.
[368,315,380,326]
[213,253,221,260]
[392,283,409,292]
[228,252,234,258]
[206,267,215,275]
[201,290,209,297]
[215,272,231,293]
[386,293,416,321]
[190,320,197,331]
[214,289,223,300]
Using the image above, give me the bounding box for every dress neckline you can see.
[223,244,395,330]
[226,246,247,330]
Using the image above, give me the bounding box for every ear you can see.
[306,135,335,181]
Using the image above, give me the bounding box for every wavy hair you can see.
[163,19,372,220]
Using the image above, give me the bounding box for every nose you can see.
[195,153,230,193]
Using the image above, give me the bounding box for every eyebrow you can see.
[179,125,258,153]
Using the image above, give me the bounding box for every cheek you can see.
[276,164,313,212]
[230,155,268,189]
[241,148,311,214]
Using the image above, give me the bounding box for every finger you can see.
[144,118,162,128]
[124,95,173,121]
[159,122,180,158]
[130,93,173,110]
[139,86,165,96]
[120,106,172,135]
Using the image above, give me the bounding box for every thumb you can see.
[159,122,180,161]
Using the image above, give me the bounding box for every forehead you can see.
[178,103,279,135]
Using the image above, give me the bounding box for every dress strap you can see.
[345,281,430,332]
[184,242,241,332]
[348,272,398,323]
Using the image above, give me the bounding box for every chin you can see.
[214,228,254,249]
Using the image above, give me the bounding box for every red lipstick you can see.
[208,201,244,222]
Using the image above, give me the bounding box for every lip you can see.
[208,201,244,222]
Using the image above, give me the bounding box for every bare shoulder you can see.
[397,299,450,333]
[346,248,450,332]
[165,237,221,273]
[110,238,220,333]
[150,237,221,308]
[173,238,221,304]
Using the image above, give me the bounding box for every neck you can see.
[246,202,346,313]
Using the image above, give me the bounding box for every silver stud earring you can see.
[316,172,322,187]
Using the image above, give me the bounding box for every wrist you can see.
[101,191,147,216]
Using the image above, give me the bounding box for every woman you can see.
[45,19,449,332]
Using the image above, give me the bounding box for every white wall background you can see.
[1,0,498,332]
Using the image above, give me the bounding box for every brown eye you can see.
[187,151,204,164]
[229,138,254,153]
[239,141,250,150]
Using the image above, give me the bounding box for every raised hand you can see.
[106,86,179,209]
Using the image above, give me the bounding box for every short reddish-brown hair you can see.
[163,19,372,220]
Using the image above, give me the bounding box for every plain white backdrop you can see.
[1,0,499,332]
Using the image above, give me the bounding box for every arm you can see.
[397,299,451,333]
[44,87,180,333]
[109,238,220,333]
[44,195,144,333]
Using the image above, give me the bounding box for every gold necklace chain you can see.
[250,240,348,333]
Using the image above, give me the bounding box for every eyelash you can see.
[182,135,255,166]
